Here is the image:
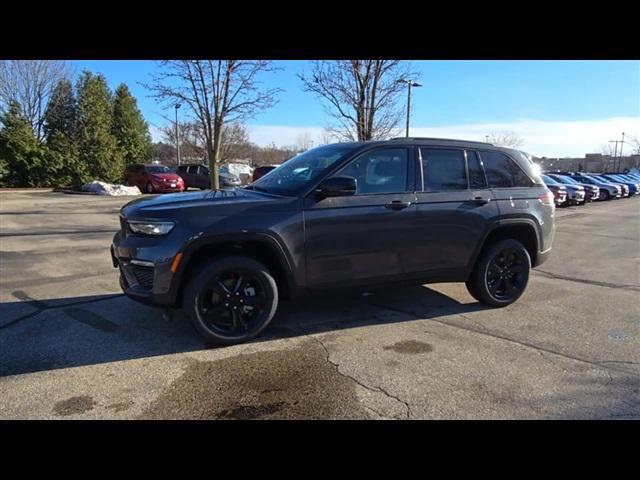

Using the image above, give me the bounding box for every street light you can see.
[174,103,181,167]
[397,79,422,137]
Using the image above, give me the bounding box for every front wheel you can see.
[145,181,154,194]
[466,239,531,308]
[183,256,279,345]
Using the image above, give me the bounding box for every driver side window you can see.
[334,148,409,195]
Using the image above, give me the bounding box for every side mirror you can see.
[315,176,357,197]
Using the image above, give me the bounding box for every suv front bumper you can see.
[111,232,181,308]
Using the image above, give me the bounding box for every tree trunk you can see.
[209,120,223,190]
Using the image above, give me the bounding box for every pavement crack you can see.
[532,270,640,292]
[306,332,411,419]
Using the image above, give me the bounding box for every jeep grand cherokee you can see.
[112,138,555,345]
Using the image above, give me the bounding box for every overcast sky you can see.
[71,60,640,157]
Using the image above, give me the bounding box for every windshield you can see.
[147,165,172,174]
[551,175,576,185]
[249,144,360,196]
[541,175,558,185]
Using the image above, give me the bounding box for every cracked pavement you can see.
[0,191,638,419]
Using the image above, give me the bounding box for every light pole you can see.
[397,79,422,137]
[618,132,625,171]
[174,103,181,167]
[609,139,621,172]
[485,135,489,143]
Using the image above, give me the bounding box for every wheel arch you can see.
[470,220,540,275]
[173,232,297,308]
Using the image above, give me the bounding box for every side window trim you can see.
[463,150,471,189]
[466,149,489,189]
[417,147,425,192]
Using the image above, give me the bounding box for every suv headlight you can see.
[128,220,175,236]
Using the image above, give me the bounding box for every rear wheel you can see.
[466,239,531,308]
[599,189,610,201]
[183,256,278,345]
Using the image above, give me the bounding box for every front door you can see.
[304,147,417,287]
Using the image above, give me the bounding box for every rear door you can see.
[408,147,498,273]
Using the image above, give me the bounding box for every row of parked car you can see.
[541,171,640,207]
[123,163,254,193]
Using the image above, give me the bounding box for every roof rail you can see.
[389,137,492,145]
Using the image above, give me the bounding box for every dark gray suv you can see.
[112,138,555,345]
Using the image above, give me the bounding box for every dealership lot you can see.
[0,191,638,419]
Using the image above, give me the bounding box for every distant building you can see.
[538,153,640,173]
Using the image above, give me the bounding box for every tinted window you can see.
[251,144,360,196]
[480,151,534,188]
[336,148,408,194]
[466,151,487,189]
[177,165,187,172]
[421,148,467,191]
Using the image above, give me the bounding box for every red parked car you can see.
[251,165,278,182]
[124,164,185,194]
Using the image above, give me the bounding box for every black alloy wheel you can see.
[185,256,278,345]
[466,239,531,308]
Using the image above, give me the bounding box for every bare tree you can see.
[0,60,73,141]
[625,134,640,155]
[220,123,250,163]
[299,61,416,142]
[295,131,314,151]
[486,131,525,148]
[142,61,281,189]
[319,129,337,146]
[159,121,206,165]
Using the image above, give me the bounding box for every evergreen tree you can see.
[75,71,123,182]
[0,101,53,187]
[43,79,76,141]
[112,83,151,166]
[43,79,87,186]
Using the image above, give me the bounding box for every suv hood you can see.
[120,187,293,219]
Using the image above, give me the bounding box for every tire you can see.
[600,189,610,201]
[466,239,531,308]
[146,181,154,194]
[183,256,279,345]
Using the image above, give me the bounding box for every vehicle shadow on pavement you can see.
[0,285,485,378]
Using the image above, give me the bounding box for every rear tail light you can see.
[538,191,554,205]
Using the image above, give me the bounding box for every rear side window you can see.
[480,151,534,188]
[466,151,487,189]
[421,148,467,191]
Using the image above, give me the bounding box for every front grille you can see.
[130,265,154,289]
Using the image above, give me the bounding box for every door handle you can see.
[385,200,412,210]
[470,196,490,205]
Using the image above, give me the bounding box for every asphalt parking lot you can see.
[1,191,638,419]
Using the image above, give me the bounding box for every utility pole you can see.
[397,79,422,137]
[609,140,620,172]
[174,103,181,167]
[618,132,625,171]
